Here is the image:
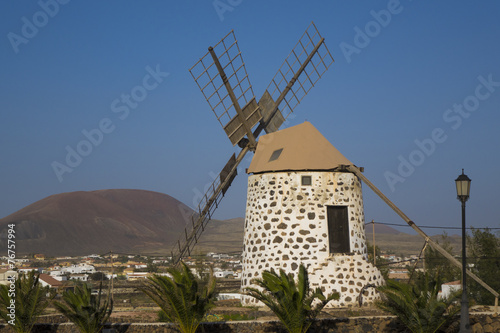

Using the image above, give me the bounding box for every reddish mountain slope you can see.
[0,189,194,256]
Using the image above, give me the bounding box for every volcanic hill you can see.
[0,189,244,256]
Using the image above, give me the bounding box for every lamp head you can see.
[455,169,471,202]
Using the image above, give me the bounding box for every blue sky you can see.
[1,1,499,236]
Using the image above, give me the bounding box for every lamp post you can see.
[455,169,471,333]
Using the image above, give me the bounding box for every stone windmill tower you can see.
[240,121,384,307]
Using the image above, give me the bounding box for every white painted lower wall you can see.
[241,171,384,307]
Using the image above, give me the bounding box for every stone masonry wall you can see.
[309,254,383,307]
[1,314,498,332]
[241,171,383,307]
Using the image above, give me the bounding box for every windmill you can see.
[170,22,334,264]
[171,21,499,308]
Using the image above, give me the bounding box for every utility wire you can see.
[374,259,417,267]
[423,256,500,260]
[374,258,500,268]
[365,221,500,230]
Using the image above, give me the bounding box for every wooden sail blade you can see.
[171,148,249,265]
[258,22,334,135]
[189,31,259,146]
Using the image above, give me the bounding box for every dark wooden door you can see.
[327,206,350,254]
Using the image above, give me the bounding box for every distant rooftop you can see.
[39,273,63,287]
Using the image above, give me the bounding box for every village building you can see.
[440,280,461,299]
[69,273,89,282]
[214,269,235,279]
[60,263,96,274]
[0,268,17,285]
[123,267,135,275]
[17,267,39,274]
[125,261,147,269]
[39,273,64,289]
[387,269,410,281]
[126,272,149,281]
[85,254,101,259]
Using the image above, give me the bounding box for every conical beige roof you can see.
[247,121,353,174]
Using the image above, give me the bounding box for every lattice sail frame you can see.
[189,31,256,133]
[266,22,334,122]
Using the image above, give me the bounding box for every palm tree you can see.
[376,273,460,333]
[245,264,339,333]
[140,262,216,333]
[53,282,113,333]
[0,271,53,333]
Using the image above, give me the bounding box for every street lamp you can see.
[455,169,471,333]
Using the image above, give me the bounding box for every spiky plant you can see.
[140,262,216,333]
[53,282,113,333]
[376,273,460,333]
[0,271,53,333]
[246,264,339,333]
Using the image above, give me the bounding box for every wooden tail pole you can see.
[422,241,428,274]
[345,165,499,300]
[372,220,376,266]
[110,251,114,302]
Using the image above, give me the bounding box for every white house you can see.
[61,264,96,274]
[39,274,64,289]
[440,280,461,299]
[214,270,235,278]
[49,268,64,276]
[217,293,243,300]
[86,254,101,259]
[69,274,89,282]
[126,272,149,281]
[18,268,39,274]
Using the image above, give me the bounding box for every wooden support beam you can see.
[346,165,499,299]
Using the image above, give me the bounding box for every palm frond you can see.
[246,264,337,333]
[377,272,460,333]
[0,271,53,333]
[139,262,216,333]
[54,282,113,333]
